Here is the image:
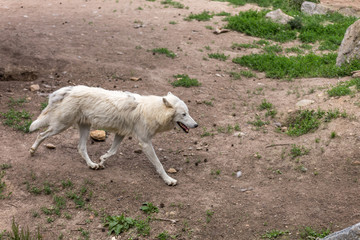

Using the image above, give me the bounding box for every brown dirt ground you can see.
[0,0,360,239]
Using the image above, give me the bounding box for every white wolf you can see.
[29,85,198,186]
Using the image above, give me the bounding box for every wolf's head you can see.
[163,92,198,133]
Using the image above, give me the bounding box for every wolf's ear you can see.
[167,92,173,96]
[163,97,172,108]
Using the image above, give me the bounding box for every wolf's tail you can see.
[29,86,73,132]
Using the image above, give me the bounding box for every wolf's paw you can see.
[29,148,35,156]
[88,163,101,170]
[164,177,177,186]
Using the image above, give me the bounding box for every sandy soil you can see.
[0,0,359,239]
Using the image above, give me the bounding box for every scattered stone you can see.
[213,27,229,34]
[301,1,330,15]
[90,130,106,141]
[236,171,242,178]
[281,127,287,132]
[130,77,141,81]
[45,143,56,149]
[352,161,360,166]
[274,122,282,128]
[321,222,360,240]
[352,70,360,78]
[336,19,360,66]
[296,99,315,107]
[338,7,360,18]
[30,84,40,92]
[167,168,177,173]
[233,131,246,137]
[265,9,294,24]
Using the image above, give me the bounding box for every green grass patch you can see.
[262,229,288,239]
[185,11,213,21]
[208,53,228,61]
[152,48,176,59]
[327,78,360,97]
[171,74,201,87]
[290,144,310,158]
[226,10,357,48]
[105,214,150,236]
[264,44,283,54]
[161,0,184,9]
[285,109,346,136]
[231,42,260,49]
[233,53,360,79]
[140,202,159,215]
[299,226,331,239]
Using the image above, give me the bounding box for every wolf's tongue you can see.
[178,122,189,133]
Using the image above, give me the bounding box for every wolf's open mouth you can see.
[177,122,189,133]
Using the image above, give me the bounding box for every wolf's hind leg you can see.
[30,124,68,155]
[78,123,100,169]
[99,134,124,168]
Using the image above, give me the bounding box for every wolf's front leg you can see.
[139,140,177,186]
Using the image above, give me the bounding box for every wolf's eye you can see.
[182,113,186,116]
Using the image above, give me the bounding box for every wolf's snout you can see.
[194,123,198,128]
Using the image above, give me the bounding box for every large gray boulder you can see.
[265,9,294,25]
[336,19,360,66]
[301,1,330,15]
[321,222,360,240]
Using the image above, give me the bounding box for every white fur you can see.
[29,85,198,186]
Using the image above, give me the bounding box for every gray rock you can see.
[265,9,294,24]
[296,99,315,107]
[321,222,360,240]
[336,20,360,66]
[301,1,330,15]
[338,7,360,18]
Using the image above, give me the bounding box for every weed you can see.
[135,218,151,236]
[0,171,11,199]
[169,21,177,25]
[286,109,325,136]
[1,109,32,133]
[216,11,231,16]
[161,0,184,8]
[265,109,277,118]
[171,74,201,88]
[206,210,214,223]
[240,70,256,78]
[8,97,26,108]
[211,169,221,176]
[79,228,90,240]
[54,195,66,209]
[262,229,288,239]
[104,214,136,235]
[201,127,213,137]
[299,43,313,50]
[47,217,54,223]
[8,218,42,240]
[152,48,176,59]
[231,42,259,49]
[258,99,273,110]
[140,202,159,215]
[264,44,283,54]
[61,179,73,188]
[67,191,85,208]
[208,53,228,61]
[330,131,337,138]
[205,25,214,30]
[290,144,309,158]
[299,226,331,239]
[248,116,269,127]
[203,100,213,106]
[328,78,360,97]
[1,164,12,170]
[156,231,171,240]
[285,47,304,54]
[204,45,211,51]
[30,186,42,195]
[41,207,52,215]
[185,11,213,21]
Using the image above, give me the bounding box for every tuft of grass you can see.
[285,109,345,136]
[156,231,171,240]
[215,11,231,16]
[185,11,213,21]
[258,99,273,110]
[105,214,136,235]
[161,0,184,8]
[208,53,228,61]
[152,48,176,59]
[1,163,12,170]
[290,144,310,158]
[248,116,269,127]
[233,53,360,79]
[299,226,331,239]
[8,218,42,240]
[231,42,260,49]
[264,44,283,54]
[171,74,201,88]
[140,202,159,215]
[205,210,214,223]
[327,78,360,97]
[1,109,32,133]
[262,229,288,239]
